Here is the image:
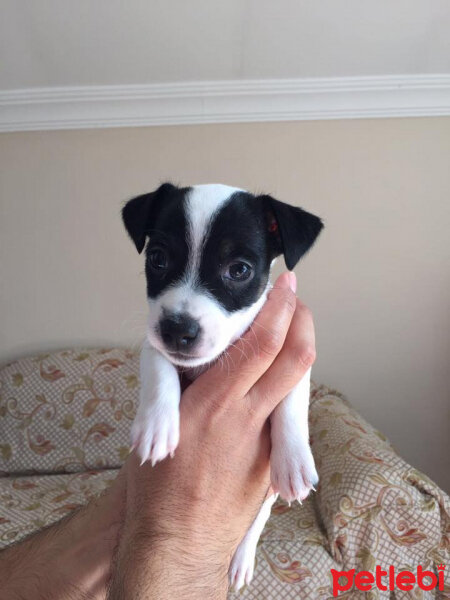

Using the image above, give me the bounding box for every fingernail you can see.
[288,271,297,293]
[273,272,291,289]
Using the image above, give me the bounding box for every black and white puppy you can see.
[122,183,323,590]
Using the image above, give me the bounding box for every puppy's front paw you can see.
[131,404,179,466]
[270,440,318,504]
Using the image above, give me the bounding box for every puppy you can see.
[122,183,323,589]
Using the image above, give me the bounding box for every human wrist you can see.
[32,492,120,600]
[112,527,229,600]
[134,503,239,568]
[59,498,121,596]
[0,493,121,600]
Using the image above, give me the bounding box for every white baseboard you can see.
[1,75,449,132]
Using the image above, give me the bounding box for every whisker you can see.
[240,336,258,361]
[248,324,261,357]
[250,320,273,335]
[228,342,248,363]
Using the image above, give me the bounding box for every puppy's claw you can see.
[270,442,319,504]
[229,560,254,592]
[131,408,180,467]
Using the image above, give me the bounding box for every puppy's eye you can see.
[223,261,253,282]
[148,248,169,271]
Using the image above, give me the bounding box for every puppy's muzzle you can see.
[159,313,201,354]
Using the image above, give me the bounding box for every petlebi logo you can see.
[331,564,446,596]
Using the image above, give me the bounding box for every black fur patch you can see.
[144,188,189,299]
[199,192,276,312]
[122,183,190,299]
[261,195,324,270]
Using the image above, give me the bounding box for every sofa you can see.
[0,347,449,598]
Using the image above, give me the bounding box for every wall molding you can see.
[1,75,449,132]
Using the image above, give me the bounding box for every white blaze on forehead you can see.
[184,184,244,282]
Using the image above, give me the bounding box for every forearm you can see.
[108,520,229,600]
[0,492,121,600]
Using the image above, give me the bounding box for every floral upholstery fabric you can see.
[0,470,115,547]
[1,349,449,598]
[0,348,138,474]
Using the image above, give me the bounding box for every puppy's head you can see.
[123,183,323,367]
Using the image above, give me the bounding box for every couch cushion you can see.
[0,348,139,474]
[309,384,450,585]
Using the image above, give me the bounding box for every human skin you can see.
[0,470,126,600]
[0,271,316,600]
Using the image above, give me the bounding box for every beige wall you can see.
[1,118,449,490]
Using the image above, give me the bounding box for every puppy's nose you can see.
[159,313,200,352]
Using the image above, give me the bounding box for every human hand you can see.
[110,271,316,599]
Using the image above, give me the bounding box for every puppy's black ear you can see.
[122,183,175,253]
[262,195,324,270]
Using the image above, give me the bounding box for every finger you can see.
[189,271,297,403]
[248,297,316,418]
